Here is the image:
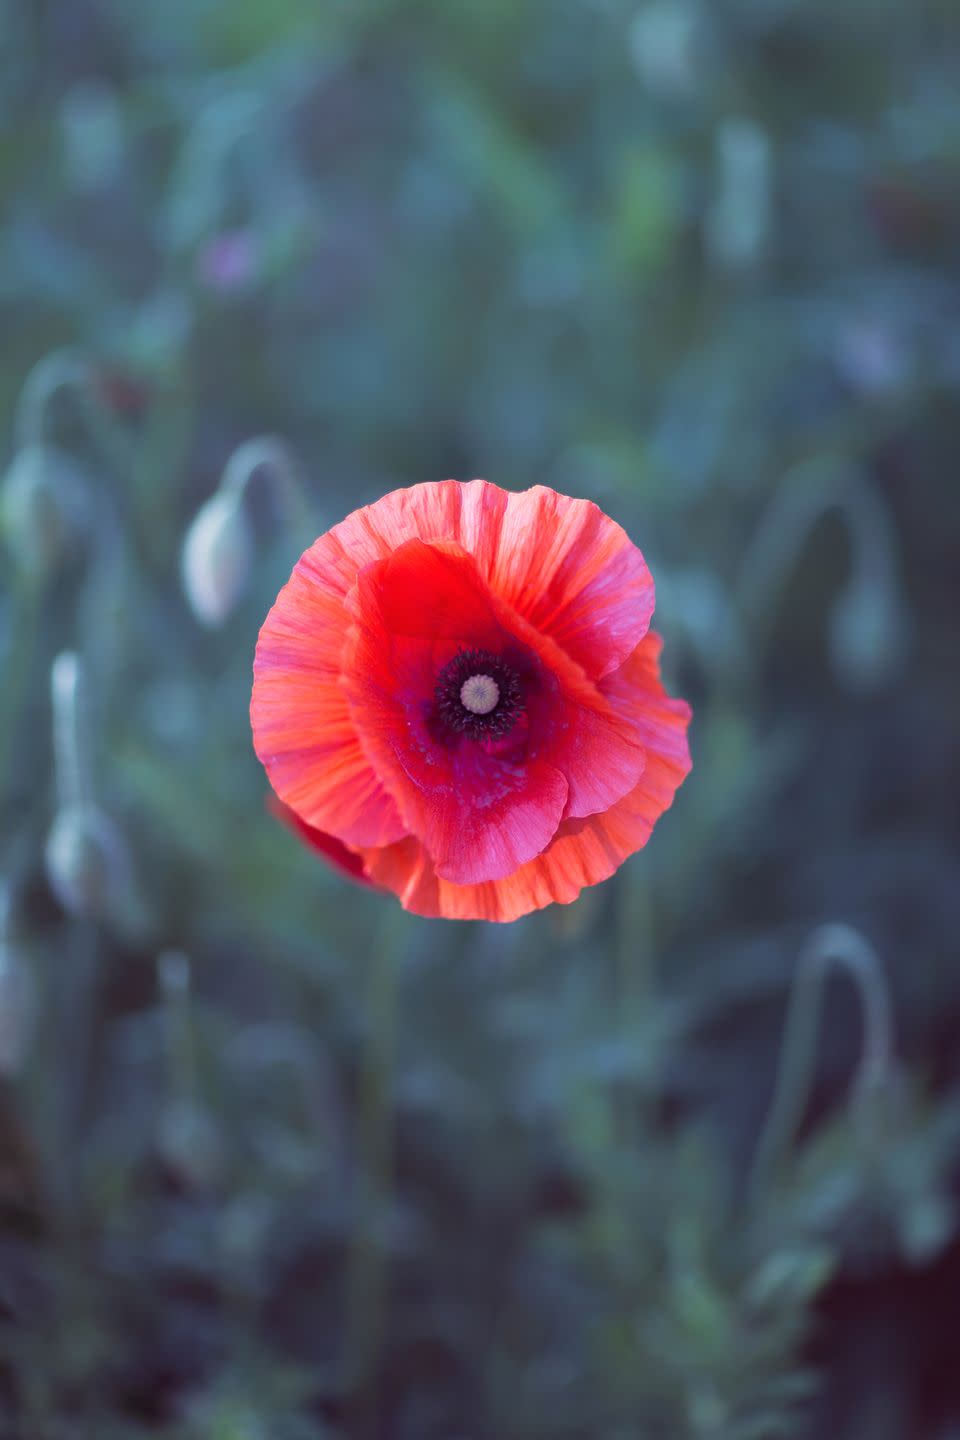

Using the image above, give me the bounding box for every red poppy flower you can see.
[266,794,374,888]
[251,480,691,922]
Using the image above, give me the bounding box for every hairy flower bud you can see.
[181,487,253,627]
[1,444,88,578]
[630,0,705,100]
[706,119,772,269]
[157,1099,225,1190]
[830,582,906,693]
[45,804,127,918]
[60,80,124,192]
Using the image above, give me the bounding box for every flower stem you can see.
[750,923,893,1200]
[15,348,90,447]
[221,434,312,535]
[0,570,41,817]
[736,458,903,650]
[59,916,100,1206]
[614,875,655,1138]
[157,948,195,1099]
[342,918,402,1433]
[50,651,92,810]
[616,873,654,1023]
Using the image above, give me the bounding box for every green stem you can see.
[50,651,91,810]
[750,923,893,1201]
[45,915,101,1229]
[221,434,313,541]
[616,873,654,1023]
[614,875,655,1140]
[736,457,903,653]
[342,918,402,1432]
[15,349,90,447]
[0,571,41,823]
[157,948,196,1099]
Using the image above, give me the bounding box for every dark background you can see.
[1,1,959,1436]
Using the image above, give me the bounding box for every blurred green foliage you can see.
[1,0,959,1436]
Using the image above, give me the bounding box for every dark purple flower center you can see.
[434,648,524,740]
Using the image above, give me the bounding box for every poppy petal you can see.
[267,795,374,887]
[361,631,691,921]
[342,538,569,884]
[295,480,654,680]
[470,483,656,680]
[342,535,648,866]
[251,565,408,848]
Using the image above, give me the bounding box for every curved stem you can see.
[15,347,138,500]
[50,652,92,810]
[221,434,311,537]
[157,949,195,1100]
[736,459,903,651]
[0,567,44,839]
[166,88,266,250]
[614,875,657,1138]
[15,349,90,447]
[750,923,894,1200]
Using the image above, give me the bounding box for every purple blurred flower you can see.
[195,229,259,294]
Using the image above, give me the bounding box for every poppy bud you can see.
[1,444,88,579]
[59,80,124,192]
[156,1098,225,1190]
[181,486,253,627]
[630,0,705,100]
[45,804,127,918]
[706,119,772,269]
[46,652,129,918]
[130,289,193,373]
[830,580,906,693]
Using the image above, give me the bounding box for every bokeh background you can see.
[2,1,959,1436]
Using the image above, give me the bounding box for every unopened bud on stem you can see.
[181,486,253,627]
[1,444,89,580]
[750,922,894,1201]
[45,652,127,918]
[16,349,91,448]
[181,436,306,628]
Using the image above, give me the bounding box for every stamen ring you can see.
[434,647,524,740]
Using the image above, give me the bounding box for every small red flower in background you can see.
[251,480,691,922]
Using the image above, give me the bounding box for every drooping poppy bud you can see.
[630,0,706,100]
[1,444,88,579]
[706,119,772,269]
[181,437,304,628]
[45,652,128,919]
[830,579,906,693]
[59,79,125,192]
[154,948,224,1189]
[44,805,126,918]
[156,1098,225,1191]
[181,486,253,628]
